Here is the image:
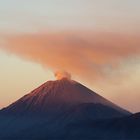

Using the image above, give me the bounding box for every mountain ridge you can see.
[1,78,130,117]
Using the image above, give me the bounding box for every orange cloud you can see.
[0,31,140,82]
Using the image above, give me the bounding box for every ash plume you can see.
[0,31,140,83]
[54,71,71,80]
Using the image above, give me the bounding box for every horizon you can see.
[0,0,140,113]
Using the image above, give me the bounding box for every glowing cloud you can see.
[54,71,71,80]
[0,31,140,82]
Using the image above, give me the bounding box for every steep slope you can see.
[1,78,130,117]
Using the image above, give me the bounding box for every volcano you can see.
[0,78,132,139]
[1,78,130,118]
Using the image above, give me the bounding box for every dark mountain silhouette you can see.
[63,112,140,140]
[0,78,137,140]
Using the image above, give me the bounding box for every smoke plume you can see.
[0,31,140,82]
[54,71,71,80]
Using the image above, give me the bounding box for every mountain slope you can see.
[62,112,140,140]
[1,78,130,117]
[0,78,132,139]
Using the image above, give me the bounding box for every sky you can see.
[0,0,140,113]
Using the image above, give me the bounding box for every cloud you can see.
[0,31,140,83]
